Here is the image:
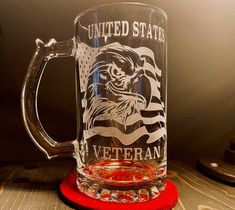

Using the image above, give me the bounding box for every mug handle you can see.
[21,38,77,159]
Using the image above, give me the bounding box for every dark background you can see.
[0,0,235,161]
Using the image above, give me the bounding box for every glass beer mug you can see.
[21,2,167,203]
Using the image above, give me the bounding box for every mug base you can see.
[59,172,178,210]
[76,160,166,203]
[76,172,166,202]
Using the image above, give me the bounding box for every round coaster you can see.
[59,172,178,210]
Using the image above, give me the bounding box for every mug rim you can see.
[74,2,167,24]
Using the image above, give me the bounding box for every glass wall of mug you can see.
[74,3,167,202]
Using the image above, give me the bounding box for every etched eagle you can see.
[83,42,161,131]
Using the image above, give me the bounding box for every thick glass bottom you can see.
[76,160,166,203]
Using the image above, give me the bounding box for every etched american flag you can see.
[76,42,166,145]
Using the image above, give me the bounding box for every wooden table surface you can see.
[0,159,234,210]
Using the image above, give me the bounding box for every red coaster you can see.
[59,172,178,210]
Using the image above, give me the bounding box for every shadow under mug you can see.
[21,2,167,203]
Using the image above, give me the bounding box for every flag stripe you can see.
[146,103,163,111]
[141,110,164,117]
[84,113,165,126]
[84,126,166,146]
[85,119,165,134]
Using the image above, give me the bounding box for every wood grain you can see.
[0,159,234,210]
[169,161,235,210]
